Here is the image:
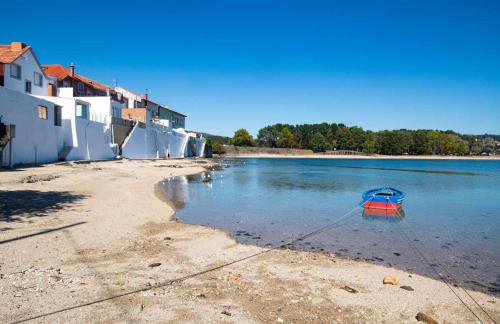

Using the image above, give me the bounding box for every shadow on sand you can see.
[0,190,87,225]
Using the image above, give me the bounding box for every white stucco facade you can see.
[169,128,189,158]
[64,118,116,161]
[34,94,117,161]
[0,87,60,166]
[195,137,206,157]
[121,122,170,160]
[3,48,52,96]
[114,86,143,108]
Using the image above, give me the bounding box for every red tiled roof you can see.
[42,64,112,92]
[0,43,31,64]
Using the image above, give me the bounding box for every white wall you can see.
[58,87,74,98]
[195,138,206,157]
[64,118,116,161]
[114,86,142,108]
[150,122,169,158]
[169,128,189,158]
[74,96,112,124]
[4,49,51,96]
[0,87,59,166]
[121,121,172,160]
[121,124,148,159]
[33,95,116,161]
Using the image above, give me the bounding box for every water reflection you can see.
[333,165,500,177]
[362,207,405,222]
[161,172,217,211]
[161,176,188,210]
[267,177,346,192]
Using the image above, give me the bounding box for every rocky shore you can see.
[0,159,498,323]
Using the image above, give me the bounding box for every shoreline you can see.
[225,153,500,160]
[159,166,499,297]
[1,159,498,322]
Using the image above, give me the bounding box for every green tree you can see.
[470,141,483,155]
[254,122,495,156]
[427,131,446,155]
[213,143,226,154]
[204,138,214,157]
[362,132,378,154]
[335,127,353,150]
[310,132,328,152]
[377,131,407,155]
[350,126,366,151]
[411,130,432,155]
[278,127,295,148]
[482,137,496,155]
[257,125,279,147]
[231,128,255,146]
[456,140,470,155]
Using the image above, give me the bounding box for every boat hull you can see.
[363,201,402,210]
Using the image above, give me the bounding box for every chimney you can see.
[69,63,75,76]
[11,42,26,51]
[144,90,148,101]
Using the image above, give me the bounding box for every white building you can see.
[0,42,56,96]
[114,86,196,158]
[0,42,62,166]
[35,89,117,161]
[0,87,62,166]
[1,41,203,167]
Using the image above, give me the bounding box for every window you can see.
[77,82,84,94]
[10,64,21,79]
[54,105,62,126]
[76,103,89,119]
[38,105,48,120]
[25,81,32,93]
[34,72,43,87]
[112,106,122,118]
[48,83,57,96]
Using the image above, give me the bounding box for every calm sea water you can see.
[160,158,500,295]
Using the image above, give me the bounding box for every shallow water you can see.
[160,158,500,295]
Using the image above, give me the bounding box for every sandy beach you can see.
[0,159,498,323]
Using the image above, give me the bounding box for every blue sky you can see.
[2,0,499,136]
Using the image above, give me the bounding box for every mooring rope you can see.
[391,207,496,324]
[12,202,365,323]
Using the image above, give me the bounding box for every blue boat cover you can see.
[362,187,406,205]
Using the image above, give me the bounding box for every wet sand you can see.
[0,159,498,323]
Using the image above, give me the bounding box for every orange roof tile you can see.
[42,64,112,92]
[0,43,31,64]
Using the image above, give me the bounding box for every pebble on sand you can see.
[400,285,414,291]
[383,276,400,285]
[148,262,162,268]
[415,312,438,324]
[340,285,358,294]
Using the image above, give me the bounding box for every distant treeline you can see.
[249,123,499,155]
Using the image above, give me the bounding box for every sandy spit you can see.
[225,153,500,160]
[0,159,498,323]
